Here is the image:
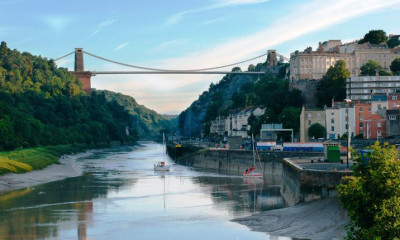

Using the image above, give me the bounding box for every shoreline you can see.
[0,151,93,194]
[232,197,349,240]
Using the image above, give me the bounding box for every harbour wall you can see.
[281,158,353,206]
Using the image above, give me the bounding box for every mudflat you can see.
[233,197,348,240]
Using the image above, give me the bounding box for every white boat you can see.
[154,161,170,171]
[243,134,263,179]
[154,133,170,171]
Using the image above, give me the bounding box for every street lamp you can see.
[345,98,352,168]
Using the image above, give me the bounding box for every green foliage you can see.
[278,107,302,141]
[0,144,89,175]
[317,60,350,107]
[338,142,400,239]
[96,90,177,139]
[360,60,382,76]
[390,58,400,75]
[387,37,400,48]
[308,123,326,139]
[359,30,388,44]
[0,42,139,150]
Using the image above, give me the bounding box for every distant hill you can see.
[97,90,177,140]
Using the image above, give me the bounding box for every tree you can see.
[390,58,400,75]
[387,37,400,48]
[338,142,400,239]
[359,30,388,44]
[317,60,350,107]
[308,123,326,139]
[360,60,381,76]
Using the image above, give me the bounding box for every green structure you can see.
[327,146,341,162]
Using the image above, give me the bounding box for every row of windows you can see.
[359,122,382,127]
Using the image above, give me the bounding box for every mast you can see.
[163,132,166,160]
[252,134,256,166]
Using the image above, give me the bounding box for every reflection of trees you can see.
[196,176,283,213]
[0,172,134,239]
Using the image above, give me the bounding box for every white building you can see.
[210,107,265,138]
[228,107,265,138]
[347,76,400,101]
[325,102,355,140]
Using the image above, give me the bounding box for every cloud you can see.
[166,0,269,25]
[91,18,117,36]
[94,0,400,114]
[115,42,129,51]
[200,17,227,26]
[42,16,74,32]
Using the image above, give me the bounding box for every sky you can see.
[1,0,400,114]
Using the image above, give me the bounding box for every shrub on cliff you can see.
[338,142,400,239]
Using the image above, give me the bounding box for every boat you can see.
[154,133,170,171]
[243,134,263,178]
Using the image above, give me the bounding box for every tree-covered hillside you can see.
[178,62,303,139]
[0,41,174,150]
[97,90,177,139]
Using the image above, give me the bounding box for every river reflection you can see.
[0,143,292,240]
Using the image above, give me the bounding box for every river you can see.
[0,143,293,240]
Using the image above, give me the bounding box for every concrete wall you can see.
[281,158,352,206]
[171,148,322,187]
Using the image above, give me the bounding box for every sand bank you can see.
[233,198,348,240]
[0,151,93,193]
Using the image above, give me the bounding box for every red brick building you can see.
[355,102,386,139]
[388,93,400,110]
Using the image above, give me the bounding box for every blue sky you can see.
[1,0,400,114]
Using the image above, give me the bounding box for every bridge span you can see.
[57,48,289,94]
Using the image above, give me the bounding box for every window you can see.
[377,122,381,128]
[392,96,398,100]
[307,113,312,118]
[359,107,363,112]
[360,114,363,120]
[308,120,312,126]
[360,122,364,127]
[377,130,382,137]
[331,118,334,124]
[369,108,371,112]
[331,111,334,115]
[389,115,396,120]
[331,126,335,131]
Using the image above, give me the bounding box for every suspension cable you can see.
[83,50,270,72]
[53,51,75,61]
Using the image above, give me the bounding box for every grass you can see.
[0,144,89,176]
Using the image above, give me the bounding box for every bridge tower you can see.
[71,48,92,94]
[266,50,278,67]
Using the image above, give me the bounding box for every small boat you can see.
[154,161,170,171]
[154,133,170,171]
[243,134,263,179]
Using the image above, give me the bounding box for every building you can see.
[386,109,400,137]
[210,116,226,136]
[388,92,400,110]
[228,107,265,138]
[347,76,400,101]
[210,107,265,138]
[260,123,284,140]
[354,102,386,139]
[325,102,355,140]
[300,106,326,142]
[290,41,400,81]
